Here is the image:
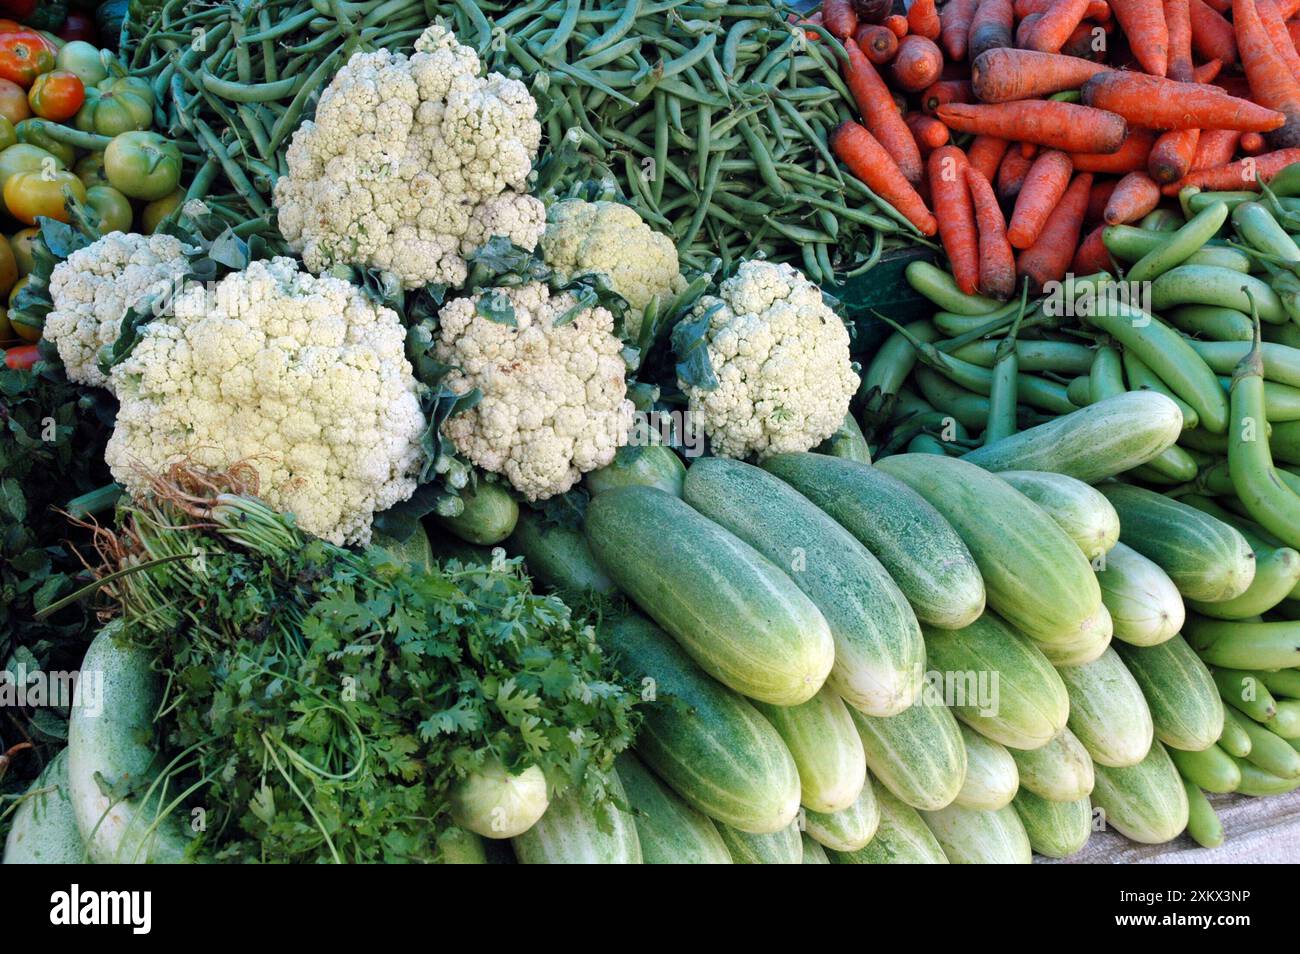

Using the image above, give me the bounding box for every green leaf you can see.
[476,289,517,326]
[0,478,26,522]
[671,302,722,390]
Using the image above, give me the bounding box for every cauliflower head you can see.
[273,25,545,290]
[43,231,193,390]
[540,199,685,329]
[682,260,858,460]
[436,282,633,500]
[105,258,426,546]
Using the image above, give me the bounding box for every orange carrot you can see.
[1019,141,1037,160]
[831,121,938,234]
[1021,0,1092,52]
[1014,12,1044,47]
[941,0,979,58]
[1086,178,1118,223]
[787,11,825,42]
[1193,57,1224,82]
[929,145,981,294]
[1014,0,1111,19]
[892,35,945,92]
[937,100,1128,153]
[1162,146,1300,193]
[855,23,899,64]
[1236,0,1300,147]
[1256,0,1300,84]
[1061,20,1110,60]
[1288,18,1300,53]
[968,0,1014,61]
[1069,126,1156,171]
[965,164,1017,298]
[968,134,1011,180]
[1018,172,1093,292]
[909,0,943,39]
[1164,0,1194,80]
[1081,71,1286,131]
[1191,0,1238,63]
[970,48,1111,102]
[906,111,951,151]
[822,0,858,39]
[1190,127,1242,169]
[921,79,971,114]
[1241,131,1267,153]
[1007,149,1074,248]
[1104,171,1162,223]
[996,146,1036,202]
[1203,0,1231,9]
[1109,0,1169,75]
[844,40,925,183]
[884,13,910,37]
[1149,128,1201,182]
[1073,223,1112,273]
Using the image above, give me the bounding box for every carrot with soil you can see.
[844,40,925,183]
[832,120,939,235]
[1109,0,1170,76]
[937,100,1128,153]
[1081,72,1285,131]
[1018,172,1094,292]
[1165,0,1194,80]
[941,0,980,59]
[892,35,945,92]
[1150,128,1202,183]
[968,0,1015,61]
[970,48,1110,102]
[1104,172,1163,224]
[966,164,1018,298]
[930,145,981,295]
[909,0,942,39]
[1007,150,1074,248]
[1233,0,1300,147]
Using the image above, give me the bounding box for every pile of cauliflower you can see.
[435,282,633,500]
[273,25,545,290]
[105,257,426,545]
[681,260,859,460]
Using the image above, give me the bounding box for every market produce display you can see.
[4,0,1300,867]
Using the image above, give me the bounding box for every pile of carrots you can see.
[811,0,1300,298]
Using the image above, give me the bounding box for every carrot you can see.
[969,48,1111,102]
[929,145,981,294]
[1014,12,1044,47]
[940,0,979,58]
[1162,146,1300,193]
[3,344,40,371]
[968,0,1015,61]
[1109,0,1169,75]
[1017,172,1093,292]
[1006,150,1074,248]
[1104,171,1162,223]
[844,40,925,183]
[1069,126,1156,172]
[1202,0,1231,9]
[1192,57,1224,82]
[1149,128,1201,183]
[1061,20,1110,60]
[1235,0,1300,147]
[1020,0,1092,52]
[1080,71,1286,131]
[1022,140,1040,159]
[892,35,945,92]
[1164,0,1194,80]
[968,134,1011,180]
[965,165,1017,298]
[909,0,943,39]
[1276,0,1300,15]
[1190,0,1238,63]
[831,121,938,234]
[937,100,1128,153]
[1240,131,1267,153]
[1086,178,1118,223]
[788,11,825,42]
[996,146,1036,202]
[1190,127,1242,169]
[856,23,899,63]
[920,79,971,114]
[884,13,910,37]
[1073,223,1112,273]
[1256,0,1300,84]
[822,0,859,39]
[906,111,951,151]
[1289,18,1300,54]
[1014,0,1111,19]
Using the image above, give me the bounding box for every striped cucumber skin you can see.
[598,613,801,834]
[512,769,642,864]
[1034,605,1113,667]
[849,697,968,811]
[1012,791,1092,859]
[718,821,802,864]
[1187,547,1300,620]
[507,509,615,598]
[955,724,1019,811]
[616,754,732,864]
[829,786,949,864]
[999,471,1120,559]
[803,776,880,852]
[962,392,1184,482]
[1170,744,1241,794]
[434,481,519,545]
[3,749,86,864]
[1092,741,1190,844]
[67,626,192,864]
[922,613,1070,750]
[876,455,1105,647]
[761,453,985,630]
[754,686,867,815]
[1009,728,1096,801]
[921,803,1032,864]
[817,412,873,464]
[801,833,832,863]
[1100,483,1256,603]
[1057,647,1155,768]
[685,457,925,716]
[585,486,834,705]
[1097,542,1185,647]
[585,445,686,497]
[1116,635,1224,753]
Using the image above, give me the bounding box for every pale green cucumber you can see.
[755,685,866,815]
[584,445,686,497]
[1012,791,1092,859]
[1187,616,1300,669]
[1238,718,1300,779]
[1096,541,1185,647]
[512,769,642,864]
[434,827,488,864]
[828,786,948,864]
[921,803,1032,864]
[717,821,802,864]
[849,698,967,811]
[1233,759,1300,796]
[507,508,615,597]
[3,749,87,864]
[1183,782,1224,848]
[1057,646,1155,768]
[1092,741,1189,844]
[1034,605,1113,666]
[802,776,880,852]
[616,753,732,864]
[1187,547,1300,620]
[1170,744,1241,793]
[435,480,519,545]
[955,724,1019,811]
[1115,635,1224,753]
[998,470,1120,559]
[1009,728,1095,801]
[816,411,873,463]
[801,833,832,863]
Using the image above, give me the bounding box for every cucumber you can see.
[1009,728,1095,801]
[1213,668,1278,723]
[1100,483,1256,603]
[1012,791,1092,859]
[849,698,968,811]
[1186,616,1300,669]
[585,487,835,706]
[434,827,488,864]
[801,833,832,863]
[1238,718,1300,779]
[999,470,1120,559]
[3,749,87,864]
[755,686,866,815]
[922,613,1070,750]
[1057,647,1155,768]
[816,411,872,463]
[512,772,642,864]
[761,453,985,630]
[435,480,519,545]
[717,821,802,864]
[1183,782,1223,848]
[876,454,1106,647]
[584,445,685,497]
[1261,669,1300,698]
[598,613,801,834]
[802,777,880,852]
[961,391,1184,482]
[1233,759,1300,796]
[684,458,925,716]
[1115,635,1224,753]
[921,803,1032,864]
[1096,542,1185,647]
[1033,607,1113,667]
[1187,547,1300,620]
[1091,741,1189,844]
[1170,744,1241,794]
[955,724,1019,811]
[828,786,948,864]
[67,625,194,863]
[1220,709,1254,758]
[507,508,615,597]
[371,524,435,571]
[616,753,732,864]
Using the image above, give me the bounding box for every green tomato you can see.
[0,115,13,153]
[9,226,38,276]
[56,42,109,88]
[0,143,64,191]
[73,152,110,188]
[75,79,152,136]
[14,118,75,168]
[141,188,183,233]
[85,184,133,234]
[104,131,181,200]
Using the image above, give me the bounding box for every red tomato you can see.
[28,68,81,120]
[0,19,22,34]
[4,343,38,369]
[0,31,55,88]
[57,12,96,44]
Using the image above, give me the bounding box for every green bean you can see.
[695,102,711,187]
[576,36,643,70]
[661,33,717,80]
[773,96,843,185]
[722,18,758,77]
[677,150,723,248]
[193,117,271,216]
[652,92,669,204]
[269,43,352,153]
[737,116,785,194]
[763,216,833,244]
[578,0,641,55]
[200,70,304,103]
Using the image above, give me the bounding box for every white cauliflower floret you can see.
[43,232,193,390]
[540,199,686,333]
[436,282,633,499]
[682,260,859,460]
[274,25,545,290]
[105,258,426,546]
